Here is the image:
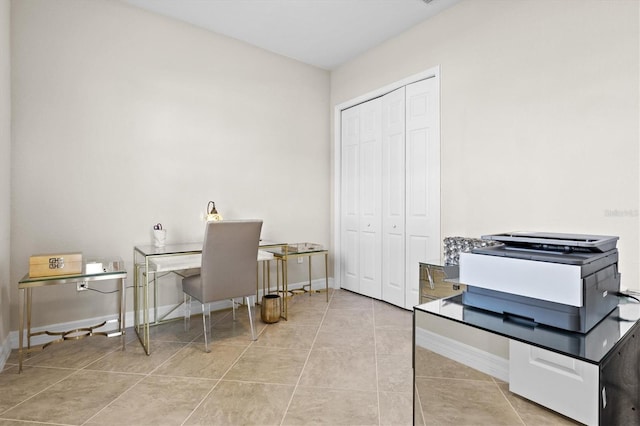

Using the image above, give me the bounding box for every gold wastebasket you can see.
[261,294,281,323]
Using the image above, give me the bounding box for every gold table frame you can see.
[17,258,127,373]
[264,244,329,320]
[133,241,286,355]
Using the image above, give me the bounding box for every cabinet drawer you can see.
[419,263,465,303]
[509,340,599,425]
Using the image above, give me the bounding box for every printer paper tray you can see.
[462,280,619,334]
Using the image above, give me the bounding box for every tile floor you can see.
[1,289,578,425]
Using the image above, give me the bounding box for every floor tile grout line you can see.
[77,339,136,373]
[372,297,382,426]
[494,377,527,426]
[0,366,80,419]
[278,288,335,426]
[3,346,150,425]
[414,374,498,383]
[180,304,267,426]
[82,337,193,426]
[78,307,256,426]
[83,311,229,426]
[80,370,152,426]
[180,378,221,426]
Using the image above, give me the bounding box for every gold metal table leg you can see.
[143,256,150,354]
[133,252,152,356]
[133,259,139,331]
[325,252,329,302]
[308,255,312,296]
[18,288,24,373]
[279,257,288,320]
[120,276,126,349]
[256,263,260,304]
[27,288,32,350]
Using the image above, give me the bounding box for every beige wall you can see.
[0,0,10,360]
[331,0,640,290]
[10,0,330,329]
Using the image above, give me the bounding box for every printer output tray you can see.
[480,232,618,253]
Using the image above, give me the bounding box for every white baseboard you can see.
[8,299,228,350]
[258,277,335,296]
[9,277,335,350]
[415,326,509,382]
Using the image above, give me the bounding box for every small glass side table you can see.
[418,260,465,304]
[17,258,127,373]
[264,243,329,320]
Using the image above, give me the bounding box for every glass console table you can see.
[414,294,640,425]
[17,258,127,373]
[263,243,329,320]
[419,260,465,303]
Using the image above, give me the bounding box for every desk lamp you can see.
[206,201,223,221]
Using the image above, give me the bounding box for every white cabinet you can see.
[339,78,440,309]
[416,297,640,425]
[509,340,599,425]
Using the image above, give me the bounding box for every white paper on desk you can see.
[85,262,103,274]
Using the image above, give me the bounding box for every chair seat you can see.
[149,254,201,272]
[258,250,274,262]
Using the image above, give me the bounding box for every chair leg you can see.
[184,294,191,332]
[202,302,211,353]
[246,296,257,341]
[232,298,236,321]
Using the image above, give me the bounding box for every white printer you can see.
[459,232,620,333]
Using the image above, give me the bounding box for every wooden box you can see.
[29,253,83,278]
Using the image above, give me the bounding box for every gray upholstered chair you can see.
[182,219,263,352]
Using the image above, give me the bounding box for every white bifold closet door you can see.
[340,77,439,309]
[340,97,383,299]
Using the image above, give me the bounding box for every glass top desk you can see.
[133,241,285,355]
[414,294,640,424]
[17,258,127,373]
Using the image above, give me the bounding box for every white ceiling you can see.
[122,0,461,70]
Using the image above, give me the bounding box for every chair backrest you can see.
[199,219,263,303]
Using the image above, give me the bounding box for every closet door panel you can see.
[342,229,360,291]
[358,98,382,299]
[405,78,440,308]
[360,139,378,220]
[382,87,406,307]
[383,232,405,304]
[407,234,430,306]
[340,106,361,292]
[359,139,380,298]
[360,231,380,298]
[405,88,433,233]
